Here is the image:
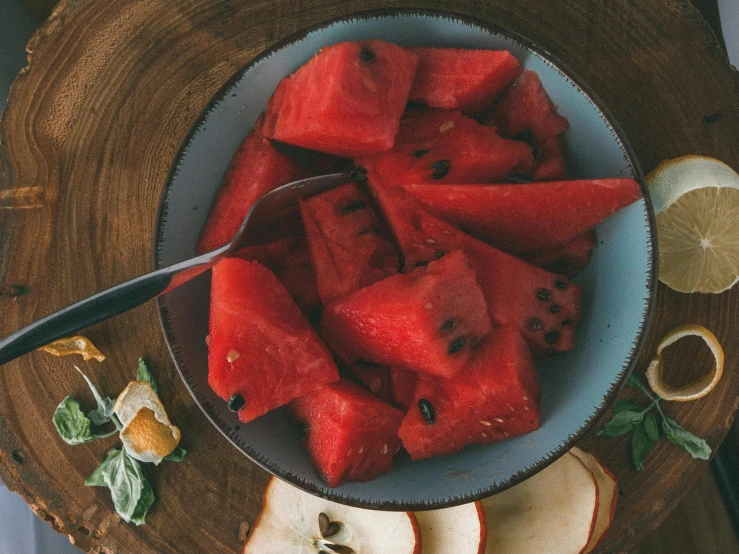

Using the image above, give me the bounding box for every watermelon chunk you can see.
[389,366,418,411]
[299,182,400,304]
[358,107,533,185]
[401,179,642,252]
[399,326,541,460]
[233,235,322,322]
[197,115,311,253]
[346,361,393,404]
[521,230,597,278]
[263,40,418,157]
[408,47,522,115]
[488,70,568,141]
[208,258,338,423]
[369,181,581,354]
[531,135,567,181]
[289,379,404,487]
[321,250,493,379]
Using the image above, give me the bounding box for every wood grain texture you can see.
[0,0,737,553]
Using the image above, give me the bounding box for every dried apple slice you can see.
[481,451,598,554]
[570,447,618,553]
[414,501,486,554]
[243,477,421,554]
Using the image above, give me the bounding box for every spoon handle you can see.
[0,256,217,366]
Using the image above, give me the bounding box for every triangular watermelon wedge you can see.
[357,107,533,185]
[197,115,311,253]
[401,179,641,251]
[208,258,338,423]
[263,40,419,157]
[299,182,400,304]
[369,179,581,355]
[399,326,540,460]
[408,47,522,115]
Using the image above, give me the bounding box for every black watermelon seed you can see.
[349,166,368,183]
[513,129,534,144]
[527,317,543,331]
[550,304,560,314]
[227,393,245,412]
[544,330,561,344]
[418,399,435,424]
[439,319,456,332]
[324,522,340,538]
[554,279,568,290]
[507,174,534,184]
[448,336,467,354]
[413,261,430,268]
[430,159,450,180]
[413,149,430,158]
[562,318,573,326]
[434,250,445,259]
[536,288,552,301]
[340,199,367,213]
[359,47,375,62]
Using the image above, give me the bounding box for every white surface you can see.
[718,0,739,65]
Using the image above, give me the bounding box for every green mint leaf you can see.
[626,372,644,389]
[137,358,159,395]
[662,417,711,460]
[596,408,645,437]
[53,397,95,445]
[163,446,187,462]
[613,399,645,413]
[631,414,658,470]
[644,410,660,442]
[84,448,147,522]
[130,472,156,526]
[87,409,110,427]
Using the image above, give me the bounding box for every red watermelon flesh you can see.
[299,182,400,304]
[398,326,541,460]
[289,379,404,487]
[208,258,338,423]
[346,361,394,404]
[408,47,522,115]
[532,135,567,181]
[321,250,493,379]
[389,366,418,411]
[487,70,568,141]
[357,107,533,186]
[197,115,311,253]
[262,40,418,157]
[232,236,321,321]
[369,181,581,354]
[401,178,642,252]
[521,230,597,278]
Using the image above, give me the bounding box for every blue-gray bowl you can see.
[155,9,656,510]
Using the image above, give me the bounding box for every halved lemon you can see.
[647,155,739,294]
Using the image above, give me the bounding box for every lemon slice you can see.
[646,324,723,402]
[114,380,181,464]
[647,155,739,293]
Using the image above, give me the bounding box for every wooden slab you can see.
[0,1,737,552]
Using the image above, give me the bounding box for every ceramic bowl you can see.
[154,9,656,510]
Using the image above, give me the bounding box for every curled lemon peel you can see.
[39,336,106,362]
[646,324,723,402]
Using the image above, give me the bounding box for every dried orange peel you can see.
[114,380,181,464]
[39,336,106,362]
[645,324,723,402]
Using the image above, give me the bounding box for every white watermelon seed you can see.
[439,120,455,133]
[424,303,433,309]
[381,444,388,455]
[480,420,492,426]
[226,349,240,363]
[493,418,504,423]
[481,432,489,438]
[205,334,211,345]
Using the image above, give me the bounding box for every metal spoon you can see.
[0,172,349,366]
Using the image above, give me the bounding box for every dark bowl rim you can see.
[153,7,658,511]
